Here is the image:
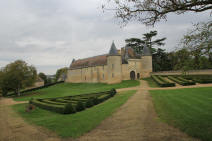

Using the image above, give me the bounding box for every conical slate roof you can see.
[109,41,118,55]
[143,44,151,56]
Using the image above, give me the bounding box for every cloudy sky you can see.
[0,0,211,74]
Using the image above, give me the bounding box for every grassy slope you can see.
[13,90,136,138]
[14,80,139,101]
[150,87,212,141]
[142,77,159,88]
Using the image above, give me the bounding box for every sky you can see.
[0,0,211,75]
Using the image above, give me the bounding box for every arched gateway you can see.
[130,71,135,80]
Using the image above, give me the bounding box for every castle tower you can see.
[141,43,152,77]
[107,41,122,84]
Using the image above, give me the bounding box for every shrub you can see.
[64,103,76,114]
[85,98,94,108]
[110,88,117,97]
[25,104,35,112]
[93,97,99,105]
[151,75,175,87]
[31,99,65,114]
[167,76,193,86]
[76,101,85,112]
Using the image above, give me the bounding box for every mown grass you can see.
[150,87,212,141]
[142,77,159,88]
[13,90,136,138]
[14,80,139,101]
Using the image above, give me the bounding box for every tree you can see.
[104,0,212,26]
[0,60,37,96]
[152,48,172,71]
[181,20,212,69]
[173,48,193,70]
[125,30,166,54]
[38,72,47,85]
[55,67,68,81]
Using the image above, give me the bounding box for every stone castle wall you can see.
[66,55,153,84]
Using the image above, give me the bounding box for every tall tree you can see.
[38,72,47,85]
[55,67,68,81]
[0,60,37,96]
[125,30,166,54]
[103,0,212,26]
[181,20,212,69]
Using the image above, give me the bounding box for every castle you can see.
[66,42,152,84]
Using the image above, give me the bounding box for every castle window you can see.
[103,66,104,70]
[103,74,104,79]
[85,76,86,80]
[112,64,114,70]
[112,73,114,77]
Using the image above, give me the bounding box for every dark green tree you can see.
[0,60,37,96]
[152,48,172,71]
[125,30,166,55]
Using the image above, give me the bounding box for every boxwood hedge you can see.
[30,88,117,114]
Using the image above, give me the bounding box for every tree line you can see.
[0,60,68,96]
[125,20,212,72]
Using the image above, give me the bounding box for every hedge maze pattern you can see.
[151,75,212,87]
[30,89,117,114]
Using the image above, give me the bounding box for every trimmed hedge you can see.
[30,88,116,114]
[6,81,64,97]
[151,75,175,87]
[177,76,196,85]
[182,75,212,84]
[167,76,195,86]
[30,99,65,114]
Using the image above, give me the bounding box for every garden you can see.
[148,74,212,87]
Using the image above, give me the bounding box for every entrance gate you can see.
[130,71,135,80]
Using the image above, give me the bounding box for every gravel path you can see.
[0,98,61,141]
[78,80,199,141]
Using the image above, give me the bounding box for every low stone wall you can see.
[151,69,212,75]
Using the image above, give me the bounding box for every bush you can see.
[76,101,85,112]
[182,75,212,84]
[93,97,99,105]
[110,88,117,97]
[6,81,64,97]
[85,98,94,108]
[64,103,76,114]
[167,76,195,86]
[31,99,65,114]
[151,75,175,87]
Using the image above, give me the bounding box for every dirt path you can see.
[0,98,61,141]
[78,80,199,141]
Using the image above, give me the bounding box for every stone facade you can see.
[66,42,152,84]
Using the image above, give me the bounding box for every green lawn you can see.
[142,77,159,88]
[150,87,212,141]
[14,80,139,101]
[13,90,136,138]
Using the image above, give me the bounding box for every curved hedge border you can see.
[167,76,195,86]
[30,88,117,114]
[7,81,64,97]
[182,75,212,84]
[151,75,175,87]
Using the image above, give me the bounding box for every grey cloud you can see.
[0,0,211,74]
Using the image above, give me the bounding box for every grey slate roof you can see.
[142,44,151,56]
[109,41,118,55]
